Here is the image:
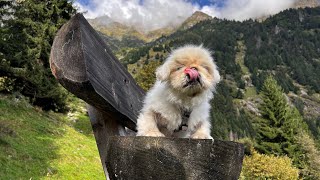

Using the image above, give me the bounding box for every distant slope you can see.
[90,0,320,50]
[294,0,319,8]
[88,11,212,51]
[251,0,319,22]
[0,95,104,179]
[88,16,148,41]
[97,31,145,52]
[88,15,169,43]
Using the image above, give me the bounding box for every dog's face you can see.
[156,45,220,95]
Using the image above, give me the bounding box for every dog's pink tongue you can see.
[184,68,199,81]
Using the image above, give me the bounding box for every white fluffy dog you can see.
[136,45,220,139]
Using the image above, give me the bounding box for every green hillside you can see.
[0,95,104,179]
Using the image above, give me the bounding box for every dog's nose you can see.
[184,67,199,81]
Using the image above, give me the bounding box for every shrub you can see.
[296,131,320,179]
[238,138,254,155]
[240,149,299,180]
[134,61,161,91]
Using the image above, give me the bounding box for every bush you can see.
[240,149,299,180]
[296,132,320,179]
[238,138,254,155]
[134,61,161,91]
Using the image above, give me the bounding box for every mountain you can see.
[121,7,320,142]
[89,0,320,48]
[88,15,170,43]
[294,0,319,8]
[88,11,212,51]
[179,11,212,30]
[88,16,148,41]
[257,0,320,21]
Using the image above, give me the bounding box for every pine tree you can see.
[256,76,320,178]
[0,0,76,111]
[255,76,305,162]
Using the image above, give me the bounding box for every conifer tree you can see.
[0,0,76,111]
[256,76,320,179]
[255,76,305,163]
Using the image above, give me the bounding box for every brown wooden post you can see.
[86,104,125,178]
[50,13,245,180]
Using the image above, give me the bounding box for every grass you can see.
[244,87,258,99]
[235,41,250,75]
[0,95,105,179]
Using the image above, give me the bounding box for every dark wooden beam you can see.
[106,136,244,180]
[50,13,145,131]
[86,104,127,178]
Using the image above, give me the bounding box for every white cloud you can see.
[74,0,298,32]
[73,1,98,19]
[74,0,200,32]
[203,0,297,21]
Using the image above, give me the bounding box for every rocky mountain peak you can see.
[180,11,212,30]
[294,0,319,8]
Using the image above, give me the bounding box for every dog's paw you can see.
[139,131,165,137]
[191,132,213,139]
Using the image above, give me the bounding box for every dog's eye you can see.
[202,65,210,71]
[176,66,183,71]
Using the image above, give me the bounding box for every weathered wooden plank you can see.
[106,136,244,180]
[50,13,145,131]
[86,104,126,178]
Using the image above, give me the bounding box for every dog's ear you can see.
[156,62,170,82]
[213,67,221,85]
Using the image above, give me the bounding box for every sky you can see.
[74,0,299,32]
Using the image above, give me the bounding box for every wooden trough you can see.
[50,13,244,180]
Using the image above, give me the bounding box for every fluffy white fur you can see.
[136,45,220,139]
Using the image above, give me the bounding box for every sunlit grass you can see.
[244,87,258,99]
[45,125,104,179]
[235,41,250,75]
[0,95,105,179]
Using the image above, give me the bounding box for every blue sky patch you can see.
[188,0,224,7]
[76,0,225,8]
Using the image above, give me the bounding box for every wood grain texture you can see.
[87,104,127,178]
[50,13,145,131]
[106,136,244,180]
